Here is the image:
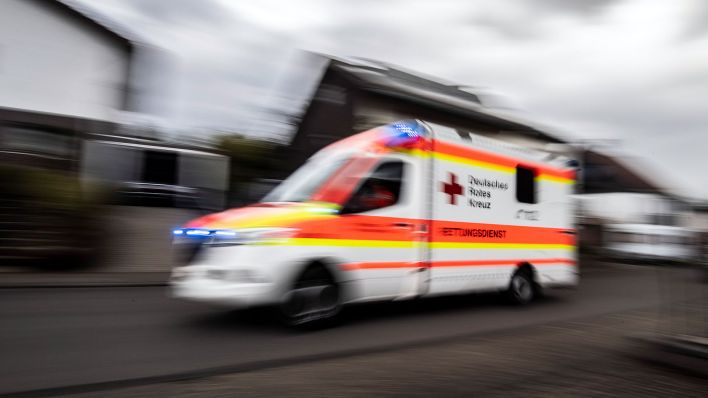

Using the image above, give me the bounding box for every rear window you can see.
[516,165,536,204]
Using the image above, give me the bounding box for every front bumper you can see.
[171,268,279,307]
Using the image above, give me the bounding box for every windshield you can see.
[262,157,348,203]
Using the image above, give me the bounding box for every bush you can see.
[0,165,108,269]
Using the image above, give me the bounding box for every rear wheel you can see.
[507,268,535,305]
[280,266,341,327]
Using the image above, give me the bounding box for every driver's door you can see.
[339,156,430,300]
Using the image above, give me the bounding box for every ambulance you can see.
[171,120,578,325]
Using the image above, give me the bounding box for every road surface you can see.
[0,262,703,396]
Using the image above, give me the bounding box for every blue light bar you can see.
[214,230,237,237]
[186,229,210,236]
[384,120,428,148]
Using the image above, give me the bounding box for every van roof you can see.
[314,120,575,173]
[425,121,573,170]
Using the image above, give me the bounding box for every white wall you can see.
[0,0,130,121]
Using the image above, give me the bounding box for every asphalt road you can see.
[0,262,704,396]
[62,306,708,398]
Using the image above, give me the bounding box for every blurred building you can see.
[0,0,135,170]
[688,203,708,262]
[0,0,228,206]
[0,1,227,269]
[577,148,690,224]
[0,0,135,266]
[574,148,703,255]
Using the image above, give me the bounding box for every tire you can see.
[280,266,341,327]
[507,268,535,305]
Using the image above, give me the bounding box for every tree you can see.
[214,135,287,205]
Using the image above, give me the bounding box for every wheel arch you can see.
[287,256,346,286]
[515,261,541,290]
[515,261,536,276]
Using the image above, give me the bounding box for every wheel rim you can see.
[512,274,533,302]
[282,282,339,324]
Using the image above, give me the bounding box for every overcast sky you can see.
[72,0,708,199]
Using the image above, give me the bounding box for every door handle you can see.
[392,222,414,229]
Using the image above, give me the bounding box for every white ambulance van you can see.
[171,120,578,325]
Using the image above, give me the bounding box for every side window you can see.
[516,165,536,204]
[342,161,404,214]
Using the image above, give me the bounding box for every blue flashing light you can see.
[392,120,427,135]
[391,121,418,136]
[172,228,238,239]
[384,120,428,148]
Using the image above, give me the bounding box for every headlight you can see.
[172,227,298,246]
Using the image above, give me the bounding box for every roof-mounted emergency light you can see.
[381,120,429,149]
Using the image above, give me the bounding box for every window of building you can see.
[142,150,178,185]
[516,165,536,204]
[1,126,74,158]
[342,160,404,214]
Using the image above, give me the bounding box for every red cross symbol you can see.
[442,172,463,205]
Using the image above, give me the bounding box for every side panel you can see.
[428,125,577,295]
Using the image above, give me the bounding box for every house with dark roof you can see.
[0,0,137,170]
[287,54,568,172]
[0,1,230,268]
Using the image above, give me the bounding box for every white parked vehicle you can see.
[171,120,578,325]
[81,138,229,210]
[604,223,697,263]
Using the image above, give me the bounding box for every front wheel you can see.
[280,266,341,327]
[507,269,535,305]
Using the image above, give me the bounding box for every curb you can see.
[0,273,170,289]
[0,283,168,289]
